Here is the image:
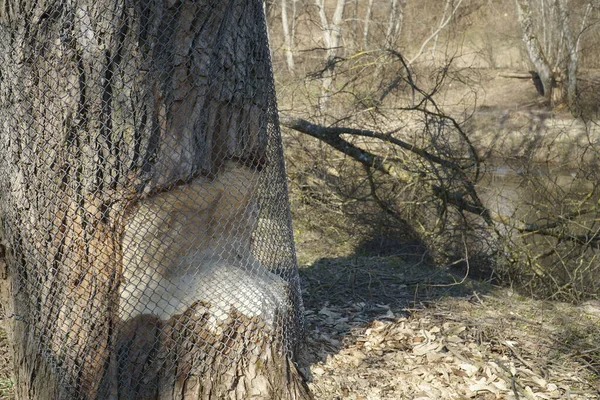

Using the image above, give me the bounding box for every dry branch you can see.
[280,115,600,249]
[498,72,535,79]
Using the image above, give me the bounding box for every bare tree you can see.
[515,0,593,112]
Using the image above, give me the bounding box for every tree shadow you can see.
[296,230,493,376]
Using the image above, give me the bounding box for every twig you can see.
[430,235,469,287]
[407,0,464,66]
[494,358,522,400]
[503,340,540,377]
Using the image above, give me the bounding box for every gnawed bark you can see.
[515,0,586,112]
[0,0,308,398]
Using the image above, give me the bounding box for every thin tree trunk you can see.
[315,0,346,109]
[514,0,554,100]
[351,0,359,49]
[0,0,309,398]
[541,0,550,56]
[384,0,407,49]
[282,0,296,71]
[407,0,463,65]
[363,0,375,49]
[292,0,298,59]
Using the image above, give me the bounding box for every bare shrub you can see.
[281,47,600,301]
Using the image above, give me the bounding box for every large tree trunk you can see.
[556,0,579,113]
[0,0,310,399]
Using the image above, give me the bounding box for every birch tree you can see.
[282,0,299,71]
[315,0,347,108]
[363,0,375,49]
[384,0,407,48]
[515,0,593,112]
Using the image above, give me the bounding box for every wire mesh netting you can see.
[0,0,304,398]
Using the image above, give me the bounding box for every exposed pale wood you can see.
[0,0,308,398]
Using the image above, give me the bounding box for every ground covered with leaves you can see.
[298,257,600,400]
[0,328,11,399]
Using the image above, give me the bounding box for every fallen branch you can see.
[280,115,600,249]
[279,115,413,182]
[498,72,534,79]
[279,115,468,172]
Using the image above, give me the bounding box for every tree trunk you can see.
[281,0,295,71]
[514,0,554,100]
[363,0,375,49]
[0,0,310,399]
[514,0,585,112]
[384,0,407,49]
[315,0,346,109]
[556,0,579,113]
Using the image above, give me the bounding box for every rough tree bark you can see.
[0,0,310,399]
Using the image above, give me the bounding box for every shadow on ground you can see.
[296,234,600,399]
[296,231,491,356]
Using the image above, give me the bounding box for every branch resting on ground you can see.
[280,114,600,249]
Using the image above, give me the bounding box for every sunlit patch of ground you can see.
[298,257,600,399]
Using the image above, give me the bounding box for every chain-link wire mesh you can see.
[0,0,304,398]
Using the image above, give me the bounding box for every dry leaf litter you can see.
[298,259,599,400]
